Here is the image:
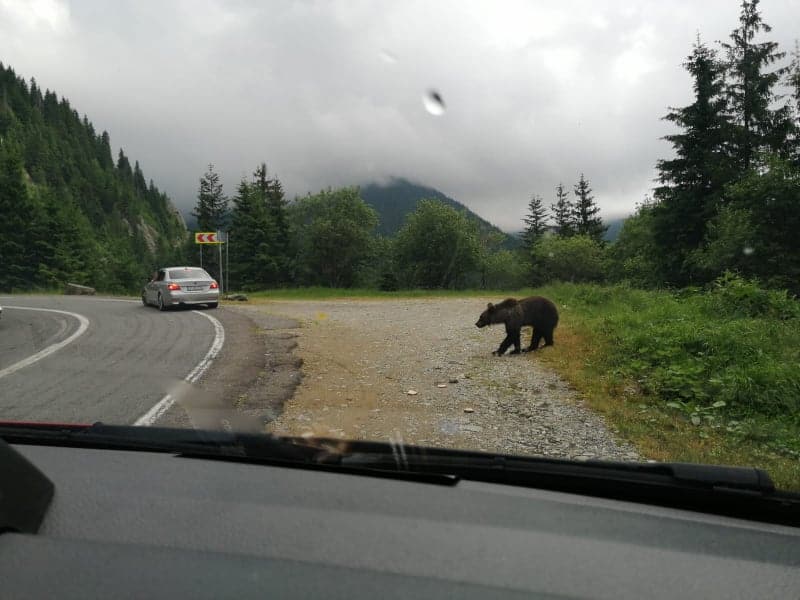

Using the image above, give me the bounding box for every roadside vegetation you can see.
[534,279,800,491]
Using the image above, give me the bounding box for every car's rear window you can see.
[168,269,210,280]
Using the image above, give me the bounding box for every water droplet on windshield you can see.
[423,90,446,116]
[743,246,754,256]
[379,50,398,64]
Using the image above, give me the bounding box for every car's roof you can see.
[161,266,207,271]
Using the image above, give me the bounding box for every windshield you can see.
[0,0,799,494]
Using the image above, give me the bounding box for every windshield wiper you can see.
[0,422,458,486]
[328,440,799,525]
[1,422,797,525]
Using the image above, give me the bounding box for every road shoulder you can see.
[155,305,302,429]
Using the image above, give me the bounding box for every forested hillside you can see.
[0,63,186,292]
[359,178,521,250]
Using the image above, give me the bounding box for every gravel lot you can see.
[234,298,639,462]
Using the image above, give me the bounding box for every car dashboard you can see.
[1,441,799,599]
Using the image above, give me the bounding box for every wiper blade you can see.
[343,449,775,494]
[2,423,796,525]
[0,422,321,462]
[0,422,458,487]
[327,441,799,525]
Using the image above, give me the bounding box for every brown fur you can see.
[475,296,559,355]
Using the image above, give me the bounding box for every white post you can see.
[218,231,224,294]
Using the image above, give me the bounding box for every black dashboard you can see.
[2,442,799,599]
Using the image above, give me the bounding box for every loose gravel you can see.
[233,298,639,462]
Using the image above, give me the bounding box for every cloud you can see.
[0,0,71,32]
[1,0,797,230]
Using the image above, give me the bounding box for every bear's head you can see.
[475,302,495,328]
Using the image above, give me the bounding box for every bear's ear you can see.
[487,302,494,310]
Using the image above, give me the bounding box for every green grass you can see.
[533,280,800,491]
[1,288,68,296]
[243,286,539,300]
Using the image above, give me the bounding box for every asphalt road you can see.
[0,296,223,425]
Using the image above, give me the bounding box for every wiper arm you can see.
[331,442,799,526]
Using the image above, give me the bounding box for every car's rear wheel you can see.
[207,302,218,309]
[157,293,167,311]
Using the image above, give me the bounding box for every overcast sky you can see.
[1,0,798,230]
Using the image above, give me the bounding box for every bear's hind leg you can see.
[526,330,543,352]
[508,329,522,354]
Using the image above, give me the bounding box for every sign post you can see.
[194,232,226,294]
[217,231,224,295]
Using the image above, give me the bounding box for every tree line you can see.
[189,164,488,291]
[4,0,798,296]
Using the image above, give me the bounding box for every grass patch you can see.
[243,286,540,301]
[535,280,800,491]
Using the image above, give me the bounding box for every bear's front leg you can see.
[493,334,513,356]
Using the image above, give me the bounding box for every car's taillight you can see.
[209,281,218,289]
[167,283,181,291]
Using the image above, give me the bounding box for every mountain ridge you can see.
[358,178,521,249]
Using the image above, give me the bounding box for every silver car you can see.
[142,266,219,311]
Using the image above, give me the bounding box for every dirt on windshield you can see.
[234,298,639,462]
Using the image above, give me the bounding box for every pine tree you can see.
[0,150,45,289]
[116,149,132,180]
[572,174,606,241]
[786,40,800,163]
[192,164,228,231]
[652,37,733,285]
[133,160,147,196]
[522,194,548,251]
[721,0,792,169]
[229,178,277,289]
[789,41,800,114]
[550,183,574,237]
[192,164,228,279]
[253,162,291,283]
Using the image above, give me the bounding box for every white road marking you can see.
[0,307,90,380]
[134,310,225,426]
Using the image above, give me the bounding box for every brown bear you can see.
[475,296,559,356]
